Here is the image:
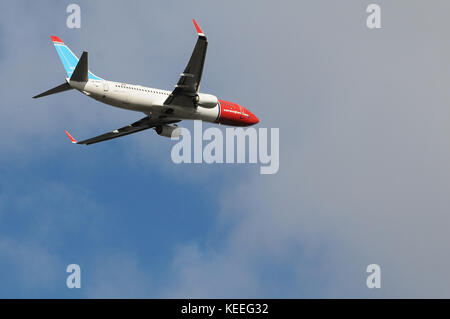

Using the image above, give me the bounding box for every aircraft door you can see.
[103,81,109,92]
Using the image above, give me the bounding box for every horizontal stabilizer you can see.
[33,82,72,99]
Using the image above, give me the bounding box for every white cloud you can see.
[0,239,61,295]
[86,253,153,298]
[159,0,450,298]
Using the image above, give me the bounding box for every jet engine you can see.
[155,124,182,138]
[196,93,218,108]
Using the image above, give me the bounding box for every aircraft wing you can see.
[65,116,179,145]
[164,19,208,108]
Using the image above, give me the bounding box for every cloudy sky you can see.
[0,0,449,298]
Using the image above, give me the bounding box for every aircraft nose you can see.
[243,107,259,125]
[249,113,259,125]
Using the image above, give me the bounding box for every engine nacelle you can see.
[196,93,218,108]
[155,124,182,138]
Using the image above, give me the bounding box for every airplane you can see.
[33,19,259,145]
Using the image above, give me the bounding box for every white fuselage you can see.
[69,78,220,123]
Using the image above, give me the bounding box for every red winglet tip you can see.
[50,35,63,43]
[64,130,77,144]
[193,19,204,35]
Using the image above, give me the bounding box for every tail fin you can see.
[50,36,102,80]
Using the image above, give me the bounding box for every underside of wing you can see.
[66,117,180,145]
[164,19,208,108]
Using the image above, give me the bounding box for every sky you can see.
[0,0,450,298]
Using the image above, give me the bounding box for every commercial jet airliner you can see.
[33,19,259,145]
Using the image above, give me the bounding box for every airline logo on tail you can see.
[51,36,102,80]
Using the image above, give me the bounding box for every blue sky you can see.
[1,0,450,298]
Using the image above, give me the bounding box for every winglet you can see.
[193,19,205,37]
[64,130,78,144]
